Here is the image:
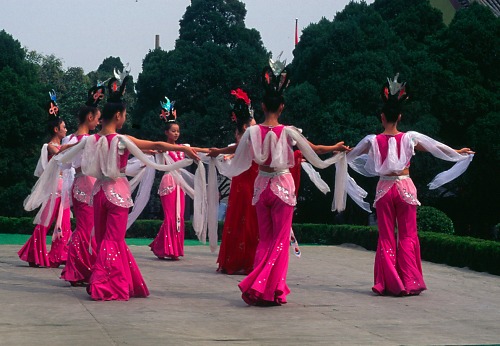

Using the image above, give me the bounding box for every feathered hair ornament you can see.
[230,88,253,123]
[262,53,290,96]
[86,82,106,108]
[107,64,131,103]
[381,73,409,118]
[47,89,60,118]
[159,96,177,123]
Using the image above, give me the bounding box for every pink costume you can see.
[219,124,347,305]
[60,134,97,284]
[85,134,149,301]
[18,144,72,268]
[347,131,474,296]
[149,149,186,259]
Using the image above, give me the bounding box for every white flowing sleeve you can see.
[121,136,194,173]
[192,161,208,245]
[126,155,156,230]
[34,144,49,177]
[24,139,87,213]
[300,162,330,194]
[346,135,378,177]
[286,127,348,211]
[407,131,474,189]
[215,130,254,178]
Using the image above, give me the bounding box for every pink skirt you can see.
[149,187,185,259]
[88,189,149,301]
[60,196,96,283]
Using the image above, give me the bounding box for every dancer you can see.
[215,88,259,274]
[149,97,209,260]
[80,74,200,301]
[346,74,474,296]
[60,84,103,285]
[211,64,350,306]
[19,91,72,268]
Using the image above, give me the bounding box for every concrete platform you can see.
[0,244,499,345]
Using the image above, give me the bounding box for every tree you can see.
[0,30,45,217]
[134,0,268,218]
[136,0,268,147]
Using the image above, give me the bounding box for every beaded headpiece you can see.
[107,64,131,103]
[85,82,106,107]
[262,53,290,96]
[47,89,60,118]
[381,73,409,117]
[230,88,253,123]
[159,96,177,123]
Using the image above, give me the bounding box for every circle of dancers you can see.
[19,60,474,303]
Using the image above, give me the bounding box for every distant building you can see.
[451,0,500,17]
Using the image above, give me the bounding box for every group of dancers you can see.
[18,60,474,304]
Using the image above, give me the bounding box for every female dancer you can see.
[215,88,259,274]
[346,74,474,296]
[80,77,200,301]
[60,85,103,285]
[211,65,350,306]
[19,91,72,268]
[149,97,209,260]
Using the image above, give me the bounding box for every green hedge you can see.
[2,217,499,275]
[417,206,455,234]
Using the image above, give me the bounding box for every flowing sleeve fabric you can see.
[285,127,349,212]
[24,138,88,226]
[126,155,156,230]
[34,144,49,178]
[406,131,474,189]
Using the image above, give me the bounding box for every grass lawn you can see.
[0,233,206,246]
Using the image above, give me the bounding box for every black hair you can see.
[261,66,288,113]
[230,96,253,134]
[235,115,253,134]
[165,121,179,132]
[262,92,284,113]
[101,101,127,122]
[381,100,402,123]
[380,75,409,123]
[77,105,99,125]
[47,116,63,137]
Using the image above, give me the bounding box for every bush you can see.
[417,206,455,234]
[2,217,499,275]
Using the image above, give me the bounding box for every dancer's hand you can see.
[183,146,200,161]
[207,148,221,157]
[333,142,351,152]
[457,147,475,155]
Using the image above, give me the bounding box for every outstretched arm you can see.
[126,135,200,160]
[308,141,351,154]
[190,146,210,154]
[415,143,475,155]
[207,145,237,157]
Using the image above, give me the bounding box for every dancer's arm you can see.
[308,141,351,154]
[190,146,210,154]
[415,143,474,155]
[126,135,200,160]
[207,145,236,157]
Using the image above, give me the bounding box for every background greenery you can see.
[0,0,498,239]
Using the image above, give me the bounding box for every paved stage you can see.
[0,244,499,345]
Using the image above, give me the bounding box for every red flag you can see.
[295,18,299,46]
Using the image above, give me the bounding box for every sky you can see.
[0,0,373,78]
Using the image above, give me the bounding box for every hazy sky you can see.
[1,0,373,77]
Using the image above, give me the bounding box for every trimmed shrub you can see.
[417,206,455,234]
[2,217,499,275]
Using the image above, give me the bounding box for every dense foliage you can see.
[0,0,498,238]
